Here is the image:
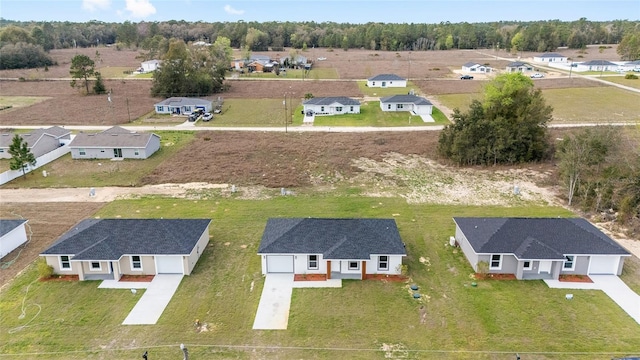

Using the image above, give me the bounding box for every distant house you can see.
[505,61,534,73]
[258,218,406,279]
[619,60,640,72]
[140,60,161,73]
[533,53,568,63]
[453,217,631,280]
[303,97,361,116]
[0,126,70,159]
[575,60,618,72]
[379,94,432,115]
[40,219,211,280]
[462,62,492,73]
[154,97,212,115]
[69,126,160,160]
[1,219,28,259]
[367,74,407,88]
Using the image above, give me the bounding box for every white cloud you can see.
[124,0,157,19]
[82,0,111,12]
[224,4,245,16]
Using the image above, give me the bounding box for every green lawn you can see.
[437,87,640,124]
[0,96,51,110]
[601,75,640,89]
[97,66,137,78]
[1,195,638,359]
[199,98,302,127]
[237,68,339,80]
[2,131,195,188]
[312,101,449,127]
[357,81,422,97]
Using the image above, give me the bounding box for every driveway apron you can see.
[253,274,294,330]
[122,274,184,325]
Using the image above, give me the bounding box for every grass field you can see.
[97,66,137,78]
[357,81,422,97]
[0,96,51,110]
[0,195,638,359]
[312,101,448,127]
[601,76,640,89]
[2,131,195,188]
[437,87,640,123]
[236,68,339,80]
[197,98,302,127]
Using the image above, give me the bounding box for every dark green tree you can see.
[93,72,107,94]
[69,54,96,94]
[438,73,553,165]
[8,135,36,178]
[617,32,640,60]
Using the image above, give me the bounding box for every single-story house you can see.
[40,219,211,281]
[533,53,568,63]
[379,94,432,115]
[303,97,361,116]
[69,126,161,160]
[0,126,70,159]
[575,60,618,72]
[462,62,492,73]
[258,218,406,280]
[0,219,29,259]
[505,61,534,73]
[367,74,407,88]
[154,97,212,115]
[453,217,631,280]
[140,59,161,73]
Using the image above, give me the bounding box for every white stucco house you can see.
[575,60,618,72]
[0,219,29,259]
[302,97,361,116]
[0,126,70,159]
[505,61,534,73]
[154,97,212,115]
[379,94,433,115]
[462,62,492,73]
[258,218,406,280]
[69,126,160,160]
[533,53,568,63]
[367,74,407,88]
[140,60,161,73]
[40,219,211,281]
[453,217,630,280]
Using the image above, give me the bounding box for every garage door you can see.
[156,256,184,274]
[266,255,294,273]
[588,256,619,274]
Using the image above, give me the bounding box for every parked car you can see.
[530,73,544,78]
[460,74,474,80]
[202,113,213,121]
[188,113,199,122]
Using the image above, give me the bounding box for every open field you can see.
[0,197,639,360]
[357,81,423,97]
[436,86,640,123]
[601,76,640,89]
[190,98,302,127]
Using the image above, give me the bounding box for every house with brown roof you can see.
[68,126,160,159]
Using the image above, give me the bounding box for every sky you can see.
[0,0,638,24]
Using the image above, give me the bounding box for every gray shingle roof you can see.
[379,95,432,105]
[627,60,640,65]
[303,97,360,106]
[258,218,406,259]
[368,74,406,81]
[463,62,480,67]
[537,53,565,58]
[69,126,159,148]
[507,61,530,67]
[41,219,211,260]
[0,219,28,238]
[154,97,212,107]
[0,127,70,148]
[580,60,617,66]
[453,217,630,259]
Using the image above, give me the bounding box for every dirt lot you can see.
[0,202,104,289]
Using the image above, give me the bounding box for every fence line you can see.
[0,145,70,185]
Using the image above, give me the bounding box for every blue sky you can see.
[1,0,638,23]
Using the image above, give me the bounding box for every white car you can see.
[530,73,544,78]
[202,113,213,122]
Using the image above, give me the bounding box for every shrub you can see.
[625,73,638,79]
[476,261,489,279]
[37,258,54,279]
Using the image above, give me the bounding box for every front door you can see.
[539,261,552,274]
[113,148,123,158]
[381,81,387,87]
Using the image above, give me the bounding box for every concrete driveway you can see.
[253,274,294,330]
[115,274,184,325]
[545,275,640,325]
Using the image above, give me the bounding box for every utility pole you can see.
[283,94,288,133]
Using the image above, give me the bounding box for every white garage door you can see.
[266,255,294,273]
[156,256,184,274]
[588,256,619,274]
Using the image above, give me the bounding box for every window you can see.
[113,148,123,158]
[490,254,502,269]
[336,106,343,112]
[397,104,404,109]
[523,260,532,270]
[156,106,164,112]
[60,256,71,270]
[387,104,391,110]
[134,150,139,156]
[79,148,86,156]
[372,82,376,86]
[90,261,101,271]
[308,255,318,270]
[378,256,389,270]
[131,256,142,270]
[348,261,359,270]
[320,106,325,112]
[0,149,4,153]
[563,256,575,270]
[350,106,354,112]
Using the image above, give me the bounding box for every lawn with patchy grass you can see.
[312,101,448,127]
[437,87,640,124]
[236,68,339,80]
[357,81,422,97]
[0,96,51,110]
[196,98,302,127]
[1,195,638,359]
[601,76,640,89]
[97,66,138,78]
[1,131,195,188]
